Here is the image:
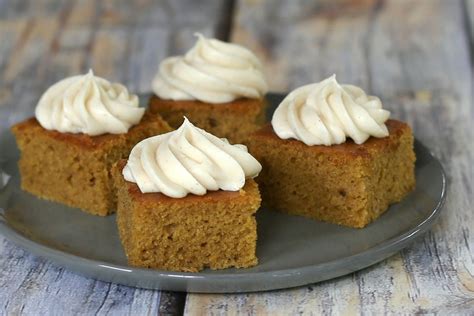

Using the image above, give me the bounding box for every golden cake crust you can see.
[11,111,172,216]
[248,119,416,228]
[113,160,261,272]
[253,119,410,158]
[116,160,259,204]
[12,111,170,150]
[149,95,265,114]
[149,95,267,144]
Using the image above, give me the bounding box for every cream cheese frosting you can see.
[35,70,144,136]
[152,33,268,104]
[271,75,390,145]
[122,118,262,197]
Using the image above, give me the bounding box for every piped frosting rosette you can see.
[152,33,268,104]
[123,118,262,198]
[35,70,144,136]
[272,75,390,145]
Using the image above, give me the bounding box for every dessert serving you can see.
[149,33,268,144]
[113,118,262,272]
[11,70,171,216]
[248,75,416,228]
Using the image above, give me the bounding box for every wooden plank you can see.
[185,0,474,314]
[0,239,161,314]
[0,0,232,314]
[465,0,474,48]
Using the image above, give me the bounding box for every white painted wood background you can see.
[0,0,473,314]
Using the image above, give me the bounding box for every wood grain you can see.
[465,0,474,48]
[0,0,231,314]
[0,239,162,314]
[185,0,474,314]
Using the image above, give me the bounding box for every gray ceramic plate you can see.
[0,94,446,293]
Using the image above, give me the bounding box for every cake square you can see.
[149,95,266,144]
[11,112,171,216]
[248,120,416,228]
[113,160,261,272]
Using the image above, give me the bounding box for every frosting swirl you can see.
[122,118,262,197]
[272,75,390,145]
[35,70,144,136]
[152,33,268,104]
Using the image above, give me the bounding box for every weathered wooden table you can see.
[0,0,472,314]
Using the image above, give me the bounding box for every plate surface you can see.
[0,94,446,293]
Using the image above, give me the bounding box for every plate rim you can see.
[0,138,447,293]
